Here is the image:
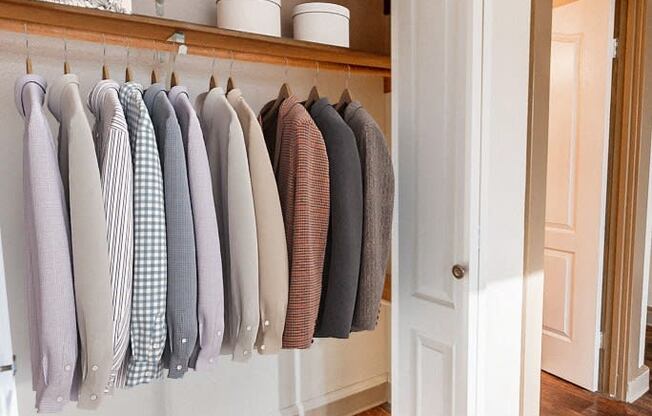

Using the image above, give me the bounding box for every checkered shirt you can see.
[119,82,167,387]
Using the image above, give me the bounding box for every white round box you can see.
[216,0,282,37]
[292,2,350,47]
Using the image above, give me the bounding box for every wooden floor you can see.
[360,328,652,416]
[540,325,652,415]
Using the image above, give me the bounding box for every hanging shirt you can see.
[259,96,330,349]
[197,87,259,361]
[340,102,394,331]
[88,80,134,390]
[228,88,288,355]
[309,97,363,339]
[144,84,197,378]
[169,86,224,369]
[48,73,113,409]
[119,82,167,386]
[16,74,78,413]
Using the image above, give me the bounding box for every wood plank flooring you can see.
[540,324,652,415]
[359,327,652,416]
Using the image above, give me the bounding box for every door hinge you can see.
[610,38,619,59]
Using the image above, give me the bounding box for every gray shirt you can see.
[16,74,78,413]
[48,73,113,409]
[144,84,197,378]
[310,98,363,339]
[341,102,394,331]
[169,86,224,369]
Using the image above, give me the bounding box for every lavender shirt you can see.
[169,86,224,369]
[16,74,78,413]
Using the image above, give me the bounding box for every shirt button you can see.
[264,320,270,327]
[90,394,97,401]
[209,358,214,363]
[243,350,249,356]
[176,365,182,371]
[56,396,63,403]
[217,331,222,337]
[181,338,188,344]
[246,326,252,331]
[64,364,72,371]
[260,345,266,351]
[91,365,98,371]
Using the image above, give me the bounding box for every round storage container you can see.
[216,0,281,38]
[292,2,350,47]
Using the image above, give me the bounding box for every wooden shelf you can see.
[0,0,391,77]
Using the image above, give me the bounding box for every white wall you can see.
[0,16,390,416]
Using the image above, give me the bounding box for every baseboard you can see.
[626,366,650,403]
[647,306,652,326]
[279,374,389,416]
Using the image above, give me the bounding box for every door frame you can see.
[523,0,652,406]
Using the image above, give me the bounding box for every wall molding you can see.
[647,306,652,326]
[626,366,650,402]
[278,374,389,416]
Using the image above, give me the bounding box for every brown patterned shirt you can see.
[259,96,330,349]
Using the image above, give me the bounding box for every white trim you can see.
[625,367,650,403]
[277,374,389,416]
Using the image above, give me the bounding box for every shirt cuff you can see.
[232,321,258,362]
[125,359,163,387]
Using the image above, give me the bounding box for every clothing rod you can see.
[0,0,390,77]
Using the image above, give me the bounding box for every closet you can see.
[0,1,391,415]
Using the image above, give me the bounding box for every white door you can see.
[542,0,614,391]
[392,1,478,415]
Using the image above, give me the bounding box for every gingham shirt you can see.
[88,80,134,390]
[119,82,167,386]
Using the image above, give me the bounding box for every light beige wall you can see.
[0,14,390,415]
[132,0,391,54]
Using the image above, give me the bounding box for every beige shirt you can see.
[228,89,288,354]
[48,74,113,409]
[197,87,259,361]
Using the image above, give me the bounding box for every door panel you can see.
[542,0,613,391]
[394,0,473,414]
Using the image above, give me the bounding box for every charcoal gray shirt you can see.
[144,84,197,378]
[309,98,363,338]
[341,101,394,331]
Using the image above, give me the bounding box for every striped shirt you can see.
[169,86,225,369]
[119,82,167,386]
[259,95,330,349]
[88,80,134,390]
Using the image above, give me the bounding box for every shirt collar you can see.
[87,79,120,115]
[14,74,46,118]
[226,87,243,104]
[47,73,80,120]
[309,97,332,119]
[143,83,167,113]
[343,100,363,123]
[168,85,189,107]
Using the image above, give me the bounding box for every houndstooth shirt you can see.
[119,82,167,387]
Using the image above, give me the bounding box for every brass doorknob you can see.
[452,264,466,279]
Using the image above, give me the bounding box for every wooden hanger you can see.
[151,68,159,84]
[335,65,354,112]
[270,82,292,114]
[304,62,320,110]
[171,71,179,88]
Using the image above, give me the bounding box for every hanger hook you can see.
[152,40,157,67]
[126,38,130,67]
[284,57,289,82]
[229,50,235,77]
[102,34,107,65]
[211,48,217,74]
[63,36,68,62]
[346,65,351,89]
[24,23,29,58]
[313,61,320,86]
